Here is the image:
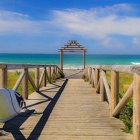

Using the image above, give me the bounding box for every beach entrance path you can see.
[0,73,132,140]
[63,69,83,79]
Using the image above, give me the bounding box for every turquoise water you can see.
[0,54,140,68]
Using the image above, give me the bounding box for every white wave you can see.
[63,65,83,69]
[131,62,140,65]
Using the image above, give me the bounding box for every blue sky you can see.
[0,0,140,54]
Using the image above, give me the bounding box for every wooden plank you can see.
[1,78,132,140]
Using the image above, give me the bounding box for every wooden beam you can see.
[102,70,111,103]
[35,67,40,91]
[39,69,45,87]
[91,69,96,87]
[28,73,37,91]
[96,78,100,93]
[112,82,133,117]
[60,50,63,71]
[13,71,25,91]
[59,49,87,52]
[0,66,7,88]
[100,71,105,101]
[46,68,50,83]
[110,71,119,114]
[133,73,140,140]
[22,68,28,100]
[95,69,99,87]
[83,50,86,69]
[43,67,47,87]
[89,68,92,84]
[61,46,85,49]
[49,66,51,83]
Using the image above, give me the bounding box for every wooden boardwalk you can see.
[0,76,132,139]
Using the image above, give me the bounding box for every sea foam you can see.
[132,62,140,65]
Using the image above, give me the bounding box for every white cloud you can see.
[0,10,50,35]
[0,11,29,20]
[0,3,140,40]
[51,5,140,39]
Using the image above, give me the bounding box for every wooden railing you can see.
[0,64,64,99]
[84,65,140,140]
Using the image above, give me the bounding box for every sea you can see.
[0,53,140,69]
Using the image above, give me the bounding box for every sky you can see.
[0,0,140,54]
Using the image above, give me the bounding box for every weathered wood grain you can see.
[0,79,132,140]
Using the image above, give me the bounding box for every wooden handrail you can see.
[0,63,64,100]
[87,65,140,75]
[0,64,59,69]
[85,65,140,140]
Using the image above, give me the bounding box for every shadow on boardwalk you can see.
[2,79,68,140]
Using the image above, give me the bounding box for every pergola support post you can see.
[60,50,63,72]
[83,50,86,69]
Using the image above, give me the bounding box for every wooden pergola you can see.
[59,40,87,71]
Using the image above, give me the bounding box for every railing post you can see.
[133,73,140,140]
[43,67,47,87]
[60,50,63,71]
[86,67,88,78]
[0,65,7,88]
[95,69,99,87]
[87,68,89,80]
[111,71,119,114]
[35,67,40,91]
[100,70,105,101]
[88,67,91,83]
[92,68,95,87]
[89,67,92,84]
[22,67,28,100]
[49,66,51,83]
